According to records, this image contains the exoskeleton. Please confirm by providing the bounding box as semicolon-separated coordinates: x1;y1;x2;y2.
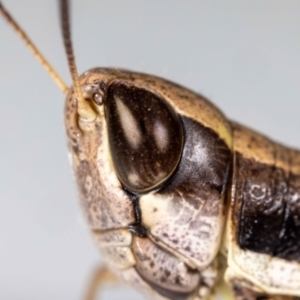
1;1;300;299
66;68;300;300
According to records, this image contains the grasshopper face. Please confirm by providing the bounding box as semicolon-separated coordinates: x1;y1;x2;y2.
65;67;232;298
2;2;300;300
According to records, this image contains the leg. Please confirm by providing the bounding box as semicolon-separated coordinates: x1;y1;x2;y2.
83;265;119;300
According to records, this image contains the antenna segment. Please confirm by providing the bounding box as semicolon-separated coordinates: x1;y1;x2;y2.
0;1;68;93
59;0;96;121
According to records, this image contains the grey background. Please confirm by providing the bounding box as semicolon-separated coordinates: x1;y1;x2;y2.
1;1;300;299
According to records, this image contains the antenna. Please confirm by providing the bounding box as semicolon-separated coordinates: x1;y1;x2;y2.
59;0;96;121
0;1;68;93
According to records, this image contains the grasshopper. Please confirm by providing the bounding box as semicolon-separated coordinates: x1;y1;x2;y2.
0;0;300;300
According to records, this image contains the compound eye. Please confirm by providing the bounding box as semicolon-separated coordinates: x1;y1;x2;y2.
105;81;184;193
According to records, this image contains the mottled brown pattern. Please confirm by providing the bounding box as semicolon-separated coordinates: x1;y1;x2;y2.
63;68;235;300
64;87;135;230
113;268;169;300
132;236;200;299
92;229;132;248
140;116;231;269
99;246;136;270
63;68;300;299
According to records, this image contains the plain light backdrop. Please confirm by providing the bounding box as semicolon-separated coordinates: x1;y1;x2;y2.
1;1;300;299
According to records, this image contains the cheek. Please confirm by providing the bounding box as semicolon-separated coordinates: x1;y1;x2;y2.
139;192;225;270
139;116;231;270
67;110;136;230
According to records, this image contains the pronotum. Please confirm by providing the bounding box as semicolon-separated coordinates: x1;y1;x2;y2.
1;1;300;300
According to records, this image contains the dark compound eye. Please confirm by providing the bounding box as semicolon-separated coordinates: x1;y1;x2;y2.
104;81;184;193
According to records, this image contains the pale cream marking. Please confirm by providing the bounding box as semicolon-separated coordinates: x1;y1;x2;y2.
153;121;169;151
140;193;224;270
127;172;141;186
115;95;142;149
227;228;300;296
228;245;300;296
224;268;265;294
